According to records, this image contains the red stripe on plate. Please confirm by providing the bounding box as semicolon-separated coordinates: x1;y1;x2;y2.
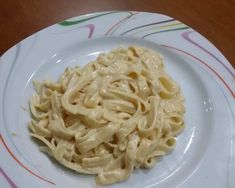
162;44;235;98
0;134;56;185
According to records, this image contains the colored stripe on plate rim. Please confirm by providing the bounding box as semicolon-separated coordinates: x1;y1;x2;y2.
0;167;17;188
0;134;55;185
162;44;235;98
59;11;135;26
182;31;235;78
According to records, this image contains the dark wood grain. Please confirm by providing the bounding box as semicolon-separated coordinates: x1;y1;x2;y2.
0;0;234;68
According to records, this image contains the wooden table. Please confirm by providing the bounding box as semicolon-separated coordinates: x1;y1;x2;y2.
1;0;234;68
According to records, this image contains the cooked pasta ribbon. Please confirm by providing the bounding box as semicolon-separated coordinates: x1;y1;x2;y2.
28;46;185;185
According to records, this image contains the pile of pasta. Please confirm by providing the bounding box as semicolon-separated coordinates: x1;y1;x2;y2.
29;46;185;185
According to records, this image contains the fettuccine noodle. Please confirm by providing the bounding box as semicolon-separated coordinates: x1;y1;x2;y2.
28;46;185;185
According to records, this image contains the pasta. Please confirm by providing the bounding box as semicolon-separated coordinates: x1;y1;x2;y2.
28;46;185;185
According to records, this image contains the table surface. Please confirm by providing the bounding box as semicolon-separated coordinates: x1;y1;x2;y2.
1;0;234;68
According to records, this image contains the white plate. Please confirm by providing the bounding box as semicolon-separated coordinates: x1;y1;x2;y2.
0;11;234;188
